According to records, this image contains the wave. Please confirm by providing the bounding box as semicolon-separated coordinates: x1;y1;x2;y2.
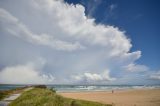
47;85;160;92
1;84;160;92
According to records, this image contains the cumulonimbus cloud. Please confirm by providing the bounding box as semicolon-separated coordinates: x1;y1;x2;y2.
33;0;133;56
0;8;85;51
0;0;155;84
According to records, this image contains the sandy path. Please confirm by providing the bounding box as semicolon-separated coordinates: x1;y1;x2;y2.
0;94;20;106
59;89;160;106
0;87;33;106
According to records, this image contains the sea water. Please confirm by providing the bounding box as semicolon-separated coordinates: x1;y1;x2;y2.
47;85;160;92
0;84;160;92
0;85;26;91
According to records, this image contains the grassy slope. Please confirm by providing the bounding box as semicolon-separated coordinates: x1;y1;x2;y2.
0;87;26;100
9;88;112;106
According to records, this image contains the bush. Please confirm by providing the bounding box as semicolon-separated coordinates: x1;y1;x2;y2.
34;85;47;89
71;100;80;106
50;88;56;93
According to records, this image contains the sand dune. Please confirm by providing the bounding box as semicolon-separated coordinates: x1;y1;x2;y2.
59;89;160;106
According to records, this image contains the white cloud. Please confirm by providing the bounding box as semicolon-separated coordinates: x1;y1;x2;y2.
32;0;134;56
72;70;116;83
150;71;160;80
0;0;150;84
0;62;54;84
0;0;139;56
0;8;84;51
123;63;149;72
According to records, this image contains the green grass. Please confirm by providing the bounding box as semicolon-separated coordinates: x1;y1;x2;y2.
0;87;26;100
9;88;112;106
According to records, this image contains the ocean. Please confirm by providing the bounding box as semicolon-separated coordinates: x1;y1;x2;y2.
0;84;160;92
0;85;26;91
48;85;160;92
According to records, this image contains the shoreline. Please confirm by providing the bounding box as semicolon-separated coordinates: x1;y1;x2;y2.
57;87;160;93
59;88;160;106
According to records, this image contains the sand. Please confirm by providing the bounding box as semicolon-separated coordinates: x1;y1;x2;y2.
59;89;160;106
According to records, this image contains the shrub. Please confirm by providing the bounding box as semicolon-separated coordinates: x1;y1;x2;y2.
34;85;47;88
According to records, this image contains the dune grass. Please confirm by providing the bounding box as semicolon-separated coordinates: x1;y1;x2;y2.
9;88;112;106
0;87;26;100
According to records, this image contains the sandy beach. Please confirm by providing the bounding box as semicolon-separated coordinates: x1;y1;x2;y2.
59;89;160;106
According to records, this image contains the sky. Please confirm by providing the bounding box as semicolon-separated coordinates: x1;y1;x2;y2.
0;0;159;85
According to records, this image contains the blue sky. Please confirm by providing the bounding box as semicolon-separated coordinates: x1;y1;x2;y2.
0;0;160;85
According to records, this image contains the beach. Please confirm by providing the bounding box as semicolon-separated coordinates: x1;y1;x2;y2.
59;88;160;106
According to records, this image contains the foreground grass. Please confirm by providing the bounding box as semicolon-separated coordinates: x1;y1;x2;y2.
9;88;112;106
0;87;26;100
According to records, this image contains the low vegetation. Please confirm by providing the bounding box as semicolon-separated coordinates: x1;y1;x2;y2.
9;88;112;106
0;87;26;100
34;85;47;89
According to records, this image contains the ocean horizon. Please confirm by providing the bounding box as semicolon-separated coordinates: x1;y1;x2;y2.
1;84;160;92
